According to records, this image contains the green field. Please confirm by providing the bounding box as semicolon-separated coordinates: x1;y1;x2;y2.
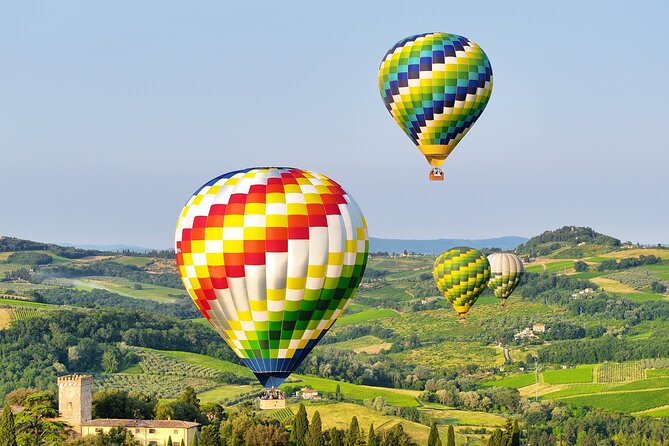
560;388;669;413
336;308;399;326
635;406;669;417
541;384;613;399
149;349;254;378
113;256;155;267
198;385;260;403
357;286;413;302
63;277;184;303
391;342;501;368
646;368;669;378
610;377;669;391
325;335;391;353
482;373;536;389
543;365;593;384
0;298;53;308
289;375;420;407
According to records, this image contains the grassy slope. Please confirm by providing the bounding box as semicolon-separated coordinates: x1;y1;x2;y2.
542;365;593;384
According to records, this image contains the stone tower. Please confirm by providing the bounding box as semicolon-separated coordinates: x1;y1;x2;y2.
57;375;93;430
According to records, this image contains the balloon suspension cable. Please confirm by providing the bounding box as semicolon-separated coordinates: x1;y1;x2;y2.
428;167;444;181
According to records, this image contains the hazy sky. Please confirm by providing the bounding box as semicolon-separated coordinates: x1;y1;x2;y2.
1;1;668;248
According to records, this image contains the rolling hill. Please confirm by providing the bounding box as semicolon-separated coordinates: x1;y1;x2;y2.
1;228;668;443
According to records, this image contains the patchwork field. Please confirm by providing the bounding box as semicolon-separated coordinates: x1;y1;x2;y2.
58;276;184;303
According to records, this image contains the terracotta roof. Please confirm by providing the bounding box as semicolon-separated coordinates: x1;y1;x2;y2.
80;419;200;428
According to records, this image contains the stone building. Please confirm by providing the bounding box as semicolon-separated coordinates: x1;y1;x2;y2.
56;375;199;445
58;375;93;430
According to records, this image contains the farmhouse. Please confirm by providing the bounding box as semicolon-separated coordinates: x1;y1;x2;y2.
57;375;200;444
299;387;320;400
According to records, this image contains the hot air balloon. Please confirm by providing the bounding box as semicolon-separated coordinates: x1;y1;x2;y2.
175;167;369;388
378;33;493;181
433;247;490;321
487;253;524;307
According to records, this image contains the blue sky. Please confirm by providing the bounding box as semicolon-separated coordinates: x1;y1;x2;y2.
1;1;667;248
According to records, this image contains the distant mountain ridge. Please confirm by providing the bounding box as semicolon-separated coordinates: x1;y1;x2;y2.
369;236;528;254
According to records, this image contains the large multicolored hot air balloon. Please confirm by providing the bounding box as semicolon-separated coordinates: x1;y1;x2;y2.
175;167;369;387
433;247;491;321
487;253;524;307
378;33;493;181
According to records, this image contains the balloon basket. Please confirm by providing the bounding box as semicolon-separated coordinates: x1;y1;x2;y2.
458;316;467;324
501;299;507;308
428;168;444;181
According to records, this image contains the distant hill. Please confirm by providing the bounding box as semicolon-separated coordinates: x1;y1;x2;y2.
60;243;159;253
516;226;621;257
369;236;527;255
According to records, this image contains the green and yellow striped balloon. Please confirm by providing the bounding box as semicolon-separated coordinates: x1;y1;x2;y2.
487;253;524;307
433;247;490;320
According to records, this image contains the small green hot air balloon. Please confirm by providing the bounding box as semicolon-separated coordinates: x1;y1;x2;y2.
433;247;490;321
487;253;524;307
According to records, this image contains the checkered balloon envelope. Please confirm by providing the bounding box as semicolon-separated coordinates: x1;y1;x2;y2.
433;247;491;321
378;33;493;180
175;167;369;387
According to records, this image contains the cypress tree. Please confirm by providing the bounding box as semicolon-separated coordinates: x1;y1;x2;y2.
502;418;513;446
511;421;520;446
344;416;360;446
487;428;503;446
446;425;455;446
166;435;173;446
192;432;198;446
199;424;220;446
181;439;185;446
427;421;442;446
292;403;309;446
367;423;379;446
0;405;17;446
307;410;324;446
335;384;342;401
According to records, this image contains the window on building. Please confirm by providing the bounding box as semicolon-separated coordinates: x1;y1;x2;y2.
135;428;140;433
148;442;158;446
149;428;156;433
173;443;180;446
174;429;178;434
95;428;102;433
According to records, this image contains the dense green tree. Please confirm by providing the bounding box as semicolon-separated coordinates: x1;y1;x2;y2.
199;424;220;446
344;417;361;446
244;424;290;446
511;421;520;446
427;421;441;446
446;425;455;446
14;393;64;446
324;428;345;446
166;435;173;446
307;411;324;446
65;426;140;445
177;387;200;410
200;402;224;422
291;404;309;446
381;424;414;446
573;261;588;272
487;429;503;446
0;405;18;446
92;390;156;420
367;424;378;446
